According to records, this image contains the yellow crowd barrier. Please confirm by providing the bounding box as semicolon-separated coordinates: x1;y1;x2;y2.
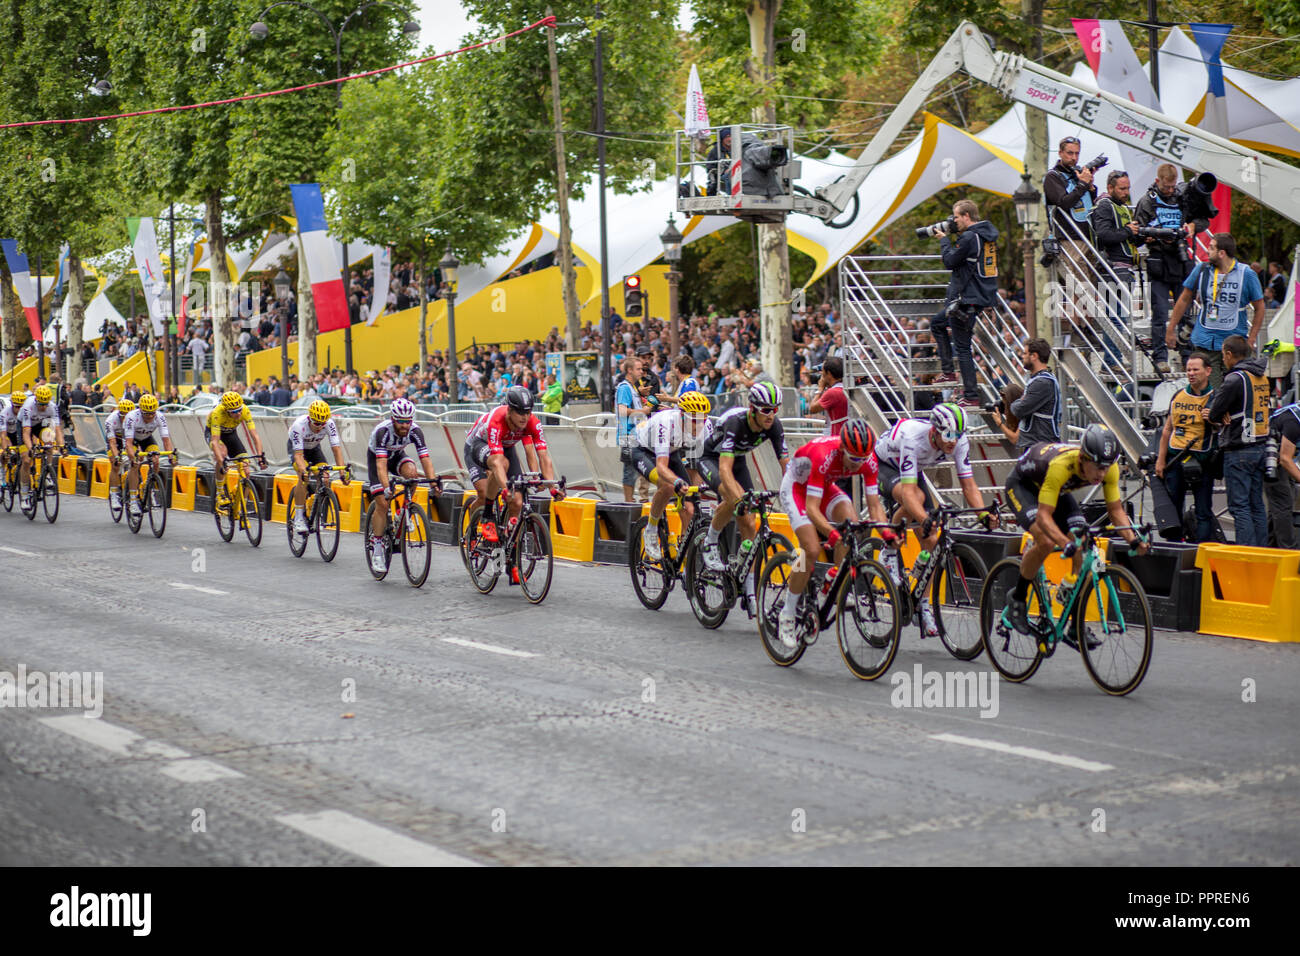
270;473;297;524
1195;544;1300;642
332;479;364;533
551;497;596;562
170;466;197;511
57;456;78;495
89;457;111;499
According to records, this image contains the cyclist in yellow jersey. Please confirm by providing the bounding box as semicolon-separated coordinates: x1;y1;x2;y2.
1003;424;1148;636
206;391;265;479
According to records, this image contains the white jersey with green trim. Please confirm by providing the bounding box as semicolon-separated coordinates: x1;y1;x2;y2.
876;418;972;482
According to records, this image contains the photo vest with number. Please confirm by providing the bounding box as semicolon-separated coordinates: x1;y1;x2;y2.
1168;384;1213;451
1224;357;1271;446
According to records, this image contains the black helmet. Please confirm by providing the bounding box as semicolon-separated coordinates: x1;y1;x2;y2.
1079;423;1119;467
505;385;534;413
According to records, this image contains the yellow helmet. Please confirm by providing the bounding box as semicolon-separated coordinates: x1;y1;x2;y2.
678;391;711;415
10;391;23;407
308;399;331;424
35;384;54;405
139;394;159;413
117;399;136;415
220;390;244;412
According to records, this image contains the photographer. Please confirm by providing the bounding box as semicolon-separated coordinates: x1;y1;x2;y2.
704;128;732;197
1205;334;1271;546
1134;164;1214;372
1154;352;1217;542
1167;233;1265;388
1266;403;1300;549
1090;170;1147;371
991;338;1060;453
927;198;999;409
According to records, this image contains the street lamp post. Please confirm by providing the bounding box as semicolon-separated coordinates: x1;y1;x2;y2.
660;215;684;358
1013;172;1042;340
250;2;419;376
440;251;459;401
275;269;293;386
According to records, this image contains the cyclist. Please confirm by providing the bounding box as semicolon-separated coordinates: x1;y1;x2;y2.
1;391;25;491
1003;424;1149;641
875;402;994;636
287;399;350;535
122;394;176;518
206;390;265;482
696;381;790;573
632;390;711;561
104;398;135;511
17;384;65;510
463;386;562;545
367;398;439;574
776;420;895;648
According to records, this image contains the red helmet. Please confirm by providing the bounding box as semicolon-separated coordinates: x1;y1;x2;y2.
840;419;875;458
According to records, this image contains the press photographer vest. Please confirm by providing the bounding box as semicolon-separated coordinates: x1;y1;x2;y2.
1152;192;1183;230
1226;368;1270;444
1168;385;1212;451
1025;369;1061;441
1194;261;1254;332
1050;168;1094;225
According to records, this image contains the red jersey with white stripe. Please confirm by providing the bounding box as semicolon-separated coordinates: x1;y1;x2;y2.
789;435;879;496
467;405;547;456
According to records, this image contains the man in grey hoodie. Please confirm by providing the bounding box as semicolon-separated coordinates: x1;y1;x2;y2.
1206;334;1272;546
928;198;999;409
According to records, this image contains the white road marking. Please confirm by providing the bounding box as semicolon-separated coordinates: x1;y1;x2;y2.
440;637;537;658
160;759;245;783
38;716;187;759
276;810;482;867
930;732;1114;772
0;546;38;557
167;581;229;596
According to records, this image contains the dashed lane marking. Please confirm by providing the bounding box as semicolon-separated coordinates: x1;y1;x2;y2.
440;637;538;658
168;582;229;596
275;810;482;867
931;732;1115;772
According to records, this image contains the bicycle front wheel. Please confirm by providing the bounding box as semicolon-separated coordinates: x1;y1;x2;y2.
316;490;340;562
514;512;553;604
287;497;308;557
628;516;672;610
401;503;432;587
42;465;59;524
239;477;262;547
932;543;988;661
1076;565;1153;696
459;502;481;569
836;560;902;680
362;501;391;581
756;550;807;666
980;558;1045;683
683;529;731;629
146;475;167;538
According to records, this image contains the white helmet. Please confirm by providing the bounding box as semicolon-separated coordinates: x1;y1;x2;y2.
929;402;966;443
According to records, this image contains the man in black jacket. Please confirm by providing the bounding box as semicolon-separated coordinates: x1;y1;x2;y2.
1090;171;1147;371
928;198;999;409
1206;334;1271;546
991;338;1060;453
1133;164;1212;372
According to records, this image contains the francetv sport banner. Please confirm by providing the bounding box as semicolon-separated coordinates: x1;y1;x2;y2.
289;183;350;333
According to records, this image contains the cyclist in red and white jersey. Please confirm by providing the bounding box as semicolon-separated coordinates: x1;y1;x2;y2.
775;419;894;648
464;386;561;542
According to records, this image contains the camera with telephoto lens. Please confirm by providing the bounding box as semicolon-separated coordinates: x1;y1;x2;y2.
1264;432;1280;481
915;216;958;239
1075;154;1109;174
1039;234;1062;267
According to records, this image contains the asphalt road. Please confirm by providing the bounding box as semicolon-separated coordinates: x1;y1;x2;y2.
1;496;1297;866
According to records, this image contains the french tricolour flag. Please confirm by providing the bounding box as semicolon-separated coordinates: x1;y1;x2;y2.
0;239;43;340
289;183;350;333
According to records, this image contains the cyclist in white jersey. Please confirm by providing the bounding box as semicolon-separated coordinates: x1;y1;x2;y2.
123;395;174;517
632;391;711;561
1;392;24;488
104;399;135;510
875;403;994;635
17;385;64;509
287;400;350;534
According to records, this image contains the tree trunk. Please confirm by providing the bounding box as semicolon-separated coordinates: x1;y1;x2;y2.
296;240;317;381
66;253;86;385
0;258;19;374
547;10;582;349
418;249;428;375
746;0;794;386
207;191;237;389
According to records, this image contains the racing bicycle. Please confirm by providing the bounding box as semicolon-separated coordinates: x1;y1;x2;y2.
126;448;177;538
681;489;793;628
364;474;440;587
214;452;265;547
462;474;563;604
288;463;350;562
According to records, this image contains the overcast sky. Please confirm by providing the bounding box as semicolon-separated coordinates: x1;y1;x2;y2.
413;1;696;52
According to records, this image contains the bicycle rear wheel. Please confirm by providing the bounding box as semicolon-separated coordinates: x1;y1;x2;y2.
628;516;672;610
756;550;807;666
239;477;263;547
514;512;553;604
684;529;731;629
459;502;482;569
401;502;432;587
2;463;14;511
41;465;59;524
932;542;988;661
316;490;340;562
980;558;1045;683
836;560;902;680
214;479;235;541
1076;566;1153;696
146;474;167;538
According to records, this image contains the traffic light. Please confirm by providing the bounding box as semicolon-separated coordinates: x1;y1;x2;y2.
624;275;644;317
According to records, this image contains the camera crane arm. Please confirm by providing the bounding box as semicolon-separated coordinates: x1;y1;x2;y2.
807;21;1300;228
